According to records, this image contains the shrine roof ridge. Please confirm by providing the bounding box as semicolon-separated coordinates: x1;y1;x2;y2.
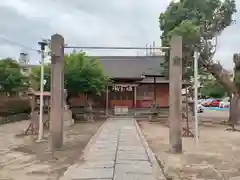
97;56;165;78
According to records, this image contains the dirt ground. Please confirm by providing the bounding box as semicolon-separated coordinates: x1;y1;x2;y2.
138;120;240;180
0;119;104;180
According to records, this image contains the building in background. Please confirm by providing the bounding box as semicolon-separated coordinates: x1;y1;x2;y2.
21;55;170;109
70;56;169;109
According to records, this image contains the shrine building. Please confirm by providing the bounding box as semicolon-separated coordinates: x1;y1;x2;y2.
88;55;169;109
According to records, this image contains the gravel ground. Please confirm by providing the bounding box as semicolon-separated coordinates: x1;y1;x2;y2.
0;119;105;180
139;119;240;180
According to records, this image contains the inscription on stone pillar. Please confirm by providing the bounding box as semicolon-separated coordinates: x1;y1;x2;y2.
173;56;181;65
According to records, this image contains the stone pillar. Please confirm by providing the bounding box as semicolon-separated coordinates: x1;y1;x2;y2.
134;85;137;108
63;89;74;126
106;86;109;116
169;36;183;153
154;77;157;103
50;34;64;149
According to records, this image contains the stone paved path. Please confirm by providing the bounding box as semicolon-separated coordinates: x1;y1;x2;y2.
60;118;165;180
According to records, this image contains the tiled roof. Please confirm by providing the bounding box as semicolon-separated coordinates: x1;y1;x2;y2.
95;56;165;78
20;56;166;78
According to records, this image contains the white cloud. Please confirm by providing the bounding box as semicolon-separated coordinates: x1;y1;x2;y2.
0;0;239;69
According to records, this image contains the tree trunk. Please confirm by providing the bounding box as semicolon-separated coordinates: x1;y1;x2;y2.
201;61;240;128
228;94;240;129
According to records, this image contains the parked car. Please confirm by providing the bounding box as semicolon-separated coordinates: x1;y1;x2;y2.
210;99;221;107
200;99;207;105
223;101;230;108
197;104;204;113
202;98;214;107
219;97;230;108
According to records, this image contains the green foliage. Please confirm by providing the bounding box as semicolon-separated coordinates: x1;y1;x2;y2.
64;52;109;95
0;58;29;94
30;52;109;95
30;65;51;91
159;0;236;78
200;80;226;98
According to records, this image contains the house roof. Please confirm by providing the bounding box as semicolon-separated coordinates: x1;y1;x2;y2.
95;56;165;78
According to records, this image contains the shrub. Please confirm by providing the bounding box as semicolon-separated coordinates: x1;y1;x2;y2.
0;97;31;117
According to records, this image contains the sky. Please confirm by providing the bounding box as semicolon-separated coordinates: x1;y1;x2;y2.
0;0;239;70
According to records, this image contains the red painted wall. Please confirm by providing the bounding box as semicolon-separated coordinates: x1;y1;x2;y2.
136;84;169;108
110;100;133;108
69;83;169;108
156;84;169;107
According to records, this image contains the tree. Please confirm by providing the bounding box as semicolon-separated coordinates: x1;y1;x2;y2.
200;79;226;98
30;65;51;92
159;0;238;129
30;52;109;99
64;52;108;96
0;58;28;95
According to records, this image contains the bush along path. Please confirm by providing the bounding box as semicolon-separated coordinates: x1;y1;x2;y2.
0;97;31;124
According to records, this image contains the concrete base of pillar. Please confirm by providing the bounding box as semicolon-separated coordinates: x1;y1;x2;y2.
63;106;74;126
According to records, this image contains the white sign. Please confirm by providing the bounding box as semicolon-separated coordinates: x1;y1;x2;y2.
114;106;128;115
112;84;137;92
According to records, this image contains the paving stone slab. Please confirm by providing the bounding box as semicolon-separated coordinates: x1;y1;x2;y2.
91;144;117;148
84;152;116;158
118;143;142;147
118;145;145;151
89;149;116;153
117;153;148;161
117;151;146;156
116;159;150;165
75;179;111;180
84;155;116;161
115;162;153;174
63;167;114;179
114;173;157;180
76;161;115;168
94;140;118;144
89;147;117;152
118;150;146;154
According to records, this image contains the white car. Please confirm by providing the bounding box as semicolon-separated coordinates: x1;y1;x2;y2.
219;97;230;108
197;104;204;113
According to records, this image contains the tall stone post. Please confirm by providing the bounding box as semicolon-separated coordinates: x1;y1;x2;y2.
169;36;183;153
105;86;109;116
50;34;64;149
134;85;137;108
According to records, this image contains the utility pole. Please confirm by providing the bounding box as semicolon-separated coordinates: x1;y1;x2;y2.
169;36;183;153
37;40;48;142
194;51;200;145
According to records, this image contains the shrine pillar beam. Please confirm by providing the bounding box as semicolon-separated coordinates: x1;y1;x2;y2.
105;85;109;116
134;85;137;108
169;36;183;154
50;34;64;150
154;77;157;102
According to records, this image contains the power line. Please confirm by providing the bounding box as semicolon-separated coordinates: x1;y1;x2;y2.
0;35;41;53
0;35;170;53
64;46;170;50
